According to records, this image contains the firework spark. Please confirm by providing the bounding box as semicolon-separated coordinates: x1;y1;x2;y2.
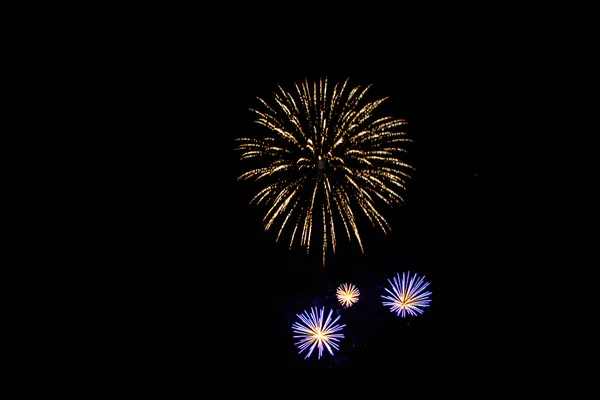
382;271;431;317
336;282;360;308
292;306;345;360
235;77;413;266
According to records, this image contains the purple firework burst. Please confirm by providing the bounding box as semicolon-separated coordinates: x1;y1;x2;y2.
382;271;432;317
292;306;345;359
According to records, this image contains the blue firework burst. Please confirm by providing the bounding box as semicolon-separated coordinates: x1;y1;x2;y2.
292;306;346;359
382;271;432;317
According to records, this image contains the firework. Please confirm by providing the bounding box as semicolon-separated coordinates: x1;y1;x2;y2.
235;77;413;266
292;306;346;360
382;271;431;317
336;282;360;308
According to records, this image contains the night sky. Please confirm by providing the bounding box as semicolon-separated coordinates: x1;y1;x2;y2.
160;50;482;390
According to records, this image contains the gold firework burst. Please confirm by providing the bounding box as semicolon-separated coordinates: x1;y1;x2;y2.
336;282;360;308
235;77;413;266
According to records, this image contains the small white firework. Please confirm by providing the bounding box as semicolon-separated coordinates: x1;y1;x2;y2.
382;271;432;317
292;306;346;359
336;283;360;308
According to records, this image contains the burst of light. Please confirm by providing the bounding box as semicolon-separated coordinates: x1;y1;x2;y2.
382;271;431;317
235;77;413;266
292;306;346;359
336;282;360;308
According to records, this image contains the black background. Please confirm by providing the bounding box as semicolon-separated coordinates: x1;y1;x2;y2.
153;37;485;392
